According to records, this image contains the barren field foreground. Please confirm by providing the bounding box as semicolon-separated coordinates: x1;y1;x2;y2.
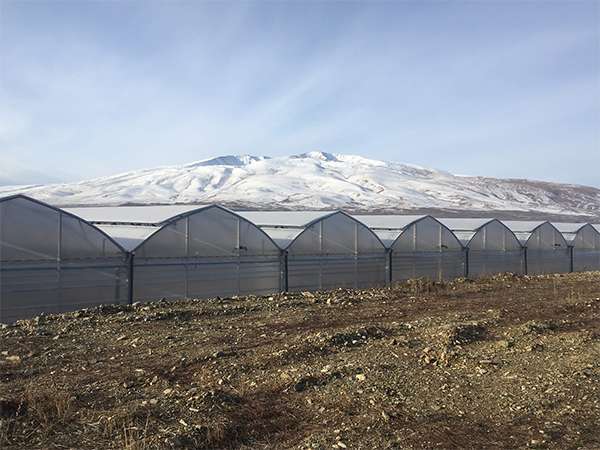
1;273;600;449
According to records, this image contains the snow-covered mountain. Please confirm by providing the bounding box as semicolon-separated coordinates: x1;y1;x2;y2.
1;152;599;219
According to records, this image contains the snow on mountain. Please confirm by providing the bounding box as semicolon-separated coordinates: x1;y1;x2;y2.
1;152;599;218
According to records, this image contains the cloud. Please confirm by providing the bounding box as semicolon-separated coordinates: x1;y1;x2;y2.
0;1;597;186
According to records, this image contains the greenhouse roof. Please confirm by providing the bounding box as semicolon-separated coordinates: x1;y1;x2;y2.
95;224;159;251
351;215;427;230
501;221;547;233
437;218;504;245
236;211;335;228
552;222;589;233
66;204;210;225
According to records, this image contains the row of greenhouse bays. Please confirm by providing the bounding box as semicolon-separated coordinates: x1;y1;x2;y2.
1;194;600;323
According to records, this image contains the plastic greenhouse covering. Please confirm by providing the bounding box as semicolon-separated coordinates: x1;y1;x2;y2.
356;215;466;282
438;219;524;277
239;211;388;291
503;221;571;275
3;194;600;322
70;205;283;302
0;195;129;322
553;223;600;272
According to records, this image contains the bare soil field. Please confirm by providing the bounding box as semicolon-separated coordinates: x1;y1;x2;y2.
1;273;599;449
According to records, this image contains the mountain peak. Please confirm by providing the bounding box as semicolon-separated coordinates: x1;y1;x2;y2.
294;151;339;162
1;153;599;218
185;155;268;168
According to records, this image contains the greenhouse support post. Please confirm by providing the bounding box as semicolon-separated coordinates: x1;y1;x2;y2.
128;253;135;305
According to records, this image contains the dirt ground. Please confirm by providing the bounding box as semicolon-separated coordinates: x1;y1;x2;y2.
1;272;599;449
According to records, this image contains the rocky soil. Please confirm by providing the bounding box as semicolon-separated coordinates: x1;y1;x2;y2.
1;273;600;449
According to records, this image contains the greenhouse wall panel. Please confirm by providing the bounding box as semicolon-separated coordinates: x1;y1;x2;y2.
1;195;129;322
356;256;388;288
525;223;571;275
0;263;61;323
132;261;187;301
279;212;388;292
557;224;600;272
388;217;466;282
438;219;525;277
57;262;128;307
286;257;322;292
526;249;571;275
392;250;466;282
467;250;524;277
120;206;283;302
132;257;282;302
572;249;600;272
238;258;283;296
319;257;360;290
286;255;387;291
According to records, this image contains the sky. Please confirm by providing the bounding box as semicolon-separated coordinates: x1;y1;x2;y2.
0;0;598;187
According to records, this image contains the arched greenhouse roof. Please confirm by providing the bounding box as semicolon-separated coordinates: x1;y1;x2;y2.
351;214;426;247
68;204;280;254
437;218;522;248
1;194;128;258
553;222;600;248
238;210;386;252
354;215;462;250
502;220;568;247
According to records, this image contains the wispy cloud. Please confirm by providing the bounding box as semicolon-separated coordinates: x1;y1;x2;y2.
0;1;598;186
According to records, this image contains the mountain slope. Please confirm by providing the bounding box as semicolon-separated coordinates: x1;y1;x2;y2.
1;152;599;218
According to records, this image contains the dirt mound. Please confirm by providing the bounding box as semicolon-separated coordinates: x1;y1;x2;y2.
445;322;488;346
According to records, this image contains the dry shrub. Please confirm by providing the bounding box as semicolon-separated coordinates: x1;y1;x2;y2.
406;278;443;296
95;404;153;440
398;277;482;297
24;386;76;431
178;388;301;449
122;418;151;450
564;288;584;305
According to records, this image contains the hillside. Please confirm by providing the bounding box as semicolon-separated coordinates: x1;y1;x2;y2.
1;273;599;449
1;152;599;220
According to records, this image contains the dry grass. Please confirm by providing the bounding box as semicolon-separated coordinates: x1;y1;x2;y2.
1;272;599;449
24;386;76;431
122;418;151;450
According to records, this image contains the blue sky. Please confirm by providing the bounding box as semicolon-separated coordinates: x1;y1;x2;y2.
0;1;598;186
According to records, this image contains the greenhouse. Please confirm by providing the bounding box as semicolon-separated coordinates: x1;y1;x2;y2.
553;222;600;272
4;191;596;322
68;204;283;302
238;211;387;291
355;215;466;282
437;218;524;277
502;221;570;275
0;195;129;323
